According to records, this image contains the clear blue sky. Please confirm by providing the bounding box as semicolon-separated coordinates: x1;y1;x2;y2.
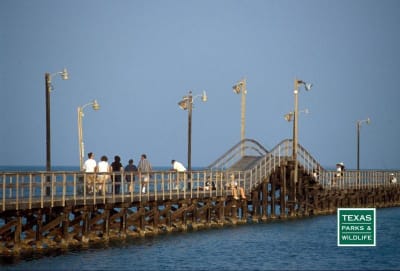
1;0;399;169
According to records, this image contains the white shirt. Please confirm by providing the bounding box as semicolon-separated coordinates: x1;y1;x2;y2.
97;161;110;173
83;158;96;173
173;161;186;172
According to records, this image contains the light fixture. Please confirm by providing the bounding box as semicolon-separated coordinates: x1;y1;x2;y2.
92;99;100;110
285;109;309;122
60;68;69;80
297;80;313;91
45;68;69;172
201;90;207;102
178;97;188;110
284;112;293;122
178;90;207;189
232;78;247;157
290;78;313;210
78;99;100;169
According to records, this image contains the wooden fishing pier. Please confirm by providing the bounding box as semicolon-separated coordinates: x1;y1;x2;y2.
1;139;399;255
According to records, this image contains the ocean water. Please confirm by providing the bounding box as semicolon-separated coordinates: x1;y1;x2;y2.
1;207;399;271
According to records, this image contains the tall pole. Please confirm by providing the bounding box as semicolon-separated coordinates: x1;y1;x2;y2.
45;73;51;172
357;121;360;171
187;92;193;191
240;79;246;157
77;100;100;170
78;107;84;170
187;91;193;173
293;79;299;186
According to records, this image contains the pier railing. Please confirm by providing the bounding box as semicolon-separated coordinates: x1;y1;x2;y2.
1;168;398;212
243;139;323;189
1;139;398;212
240;139;398;192
0;170;248;211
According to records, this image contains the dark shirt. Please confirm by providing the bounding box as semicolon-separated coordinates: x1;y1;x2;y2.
125;164;137;182
111;162;123;182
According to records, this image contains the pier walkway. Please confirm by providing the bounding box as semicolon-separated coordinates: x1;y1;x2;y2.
1;139;399;254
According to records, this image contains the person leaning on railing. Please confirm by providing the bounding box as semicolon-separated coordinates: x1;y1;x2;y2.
171;159;187;191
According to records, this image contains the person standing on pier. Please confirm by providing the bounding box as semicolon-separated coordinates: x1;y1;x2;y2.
171;160;187;191
138;154;152;194
83;152;97;194
97;155;111;195
125;159;138;193
111;155;123;194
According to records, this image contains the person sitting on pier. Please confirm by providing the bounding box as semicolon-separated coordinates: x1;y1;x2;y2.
226;174;246;200
312;169;319;184
199;176;216;191
389;173;397;184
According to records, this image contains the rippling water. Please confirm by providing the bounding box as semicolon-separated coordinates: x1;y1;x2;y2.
1;207;399;270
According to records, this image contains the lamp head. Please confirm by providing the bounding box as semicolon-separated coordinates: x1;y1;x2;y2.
178;98;188;110
284;112;293;122
92;100;100;110
201;91;207;102
232;84;241;94
232;81;244;94
61;68;69;80
297;80;312;91
366;117;371;124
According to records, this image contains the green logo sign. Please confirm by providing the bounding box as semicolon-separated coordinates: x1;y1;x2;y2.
337;208;376;246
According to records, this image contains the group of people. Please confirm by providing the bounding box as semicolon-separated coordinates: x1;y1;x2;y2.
82;152;152;194
82;153;247;199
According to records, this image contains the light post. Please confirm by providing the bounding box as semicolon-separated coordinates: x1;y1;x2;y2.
78;100;100;170
356;117;370;171
292;79;312;187
178;90;207;182
45;68;69;172
232;78;247;157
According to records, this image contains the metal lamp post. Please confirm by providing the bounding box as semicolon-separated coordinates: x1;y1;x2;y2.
178;90;207;178
232;78;247;157
45;68;69;172
292;79;312;187
78;100;100;170
356;117;370;171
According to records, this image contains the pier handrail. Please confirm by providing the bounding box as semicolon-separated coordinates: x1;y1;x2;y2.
207;138;269;170
1;139;399;212
0;170;243;212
